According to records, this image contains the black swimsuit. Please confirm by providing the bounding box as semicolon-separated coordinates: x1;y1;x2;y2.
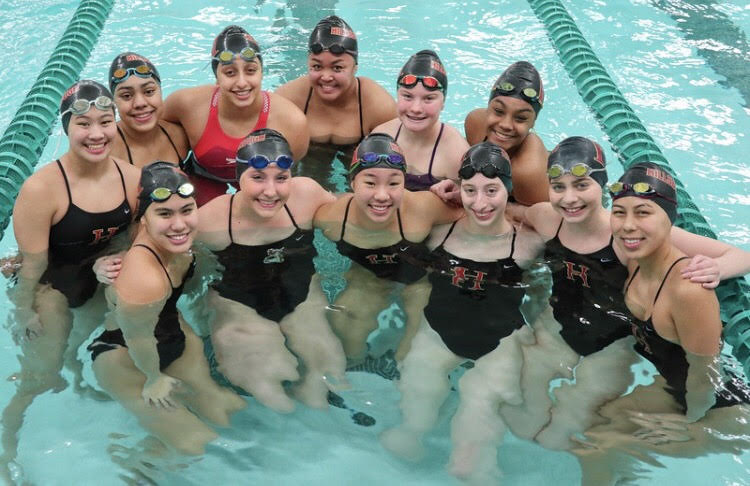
40;159;132;308
544;221;632;356
397;122;444;192
212;194;317;322
88;245;195;370
304;77;365;143
335;197;428;285
626;257;750;411
424;222;527;359
117;124;183;165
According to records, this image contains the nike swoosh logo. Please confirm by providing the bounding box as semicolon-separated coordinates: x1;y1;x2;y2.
400;246;410;252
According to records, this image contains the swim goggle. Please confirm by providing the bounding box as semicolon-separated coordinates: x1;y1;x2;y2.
608;181;676;204
458;163;510;180
149;183;196;202
111;64;156;85
60;96;114;117
309;42;357;57
349;152;405;173
236;154;294;170
547;163;606;179
213;47;258;64
398;74;444;92
493;81;540;103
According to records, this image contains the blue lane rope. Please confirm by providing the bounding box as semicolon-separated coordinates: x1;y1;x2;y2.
527;0;750;376
0;0;116;241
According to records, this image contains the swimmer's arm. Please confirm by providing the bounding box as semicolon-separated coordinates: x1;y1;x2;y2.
162;88;190;124
464;108;486;145
10;176;54;309
195;195;232;251
670;226;750;287
672;282;721;420
509;133;549;206
419;191;464;224
362;78;397;132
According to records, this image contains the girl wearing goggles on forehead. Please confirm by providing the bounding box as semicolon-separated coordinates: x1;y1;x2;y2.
495;138;750;453
276;16;396;189
89;162;245;455
459;61;550;206
164;25;309;206
568;164;750;484
108;52;190;169
6;80;141;467
314;133;462;366
373;50;469;192
381;142;546;483
198;129;347;413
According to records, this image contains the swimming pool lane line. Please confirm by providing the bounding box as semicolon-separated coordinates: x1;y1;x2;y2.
527;0;750;377
0;0;116;241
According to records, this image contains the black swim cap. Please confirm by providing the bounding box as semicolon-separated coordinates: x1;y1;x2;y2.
235;128;293;178
397;50;448;95
137;161;193;220
610;162;678;223
489;61;544;115
547;136;608;187
59;80;115;135
108;52;161;93
211;25;262;75
458;142;513;192
350;133;406;180
309;16;358;63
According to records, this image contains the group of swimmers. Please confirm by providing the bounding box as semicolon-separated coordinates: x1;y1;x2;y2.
3;14;750;484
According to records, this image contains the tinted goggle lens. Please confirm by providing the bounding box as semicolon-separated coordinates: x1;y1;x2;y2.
459;164;508;180
494;81;538;101
112;64;153;83
399;74;442;90
63;96;114;117
361;152;404;165
547;163;604;179
215;47;257;64
236;155;294;170
150;183;195;202
609;181;654;196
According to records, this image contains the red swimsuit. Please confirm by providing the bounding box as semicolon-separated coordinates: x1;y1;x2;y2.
191;87;270;206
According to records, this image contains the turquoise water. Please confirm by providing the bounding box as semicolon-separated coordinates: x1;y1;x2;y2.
0;0;749;484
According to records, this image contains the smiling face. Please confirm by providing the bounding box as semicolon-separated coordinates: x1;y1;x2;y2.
67;107;117;163
460;173;509;229
307;51;357;101
238;165;291;218
485;96;536;153
610;196;672;259
216;58;263;108
114;76;163;133
548;174;604;223
396;84;444;133
351;168;405;223
141;194;198;254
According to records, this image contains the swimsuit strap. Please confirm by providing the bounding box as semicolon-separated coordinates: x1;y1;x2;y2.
112;159;128;201
357;77;364;139
554;219;564;238
427;123;445;175
340;196;354;240
252;91;271;132
227;193;236;243
652;257;691;306
55;159;73;205
158;124;183;161
283;204;300;229
133;243;174;288
303;87;313;114
116;126;134;165
396;208;406;239
438;220;459;247
394;123;402;142
508;227;517;258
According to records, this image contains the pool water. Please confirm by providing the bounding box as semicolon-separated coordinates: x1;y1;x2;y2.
0;0;748;484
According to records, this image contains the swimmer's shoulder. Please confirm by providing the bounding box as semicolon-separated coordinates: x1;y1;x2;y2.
358;77;397;130
372;118;400;137
313;192;350;237
158;120;190;154
524;202;559;239
163;85;214;120
289;177;336;224
15;161;65;213
116;245;174;304
274;75;310;109
404;190;463;224
268;91;307;124
464;108;487;145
